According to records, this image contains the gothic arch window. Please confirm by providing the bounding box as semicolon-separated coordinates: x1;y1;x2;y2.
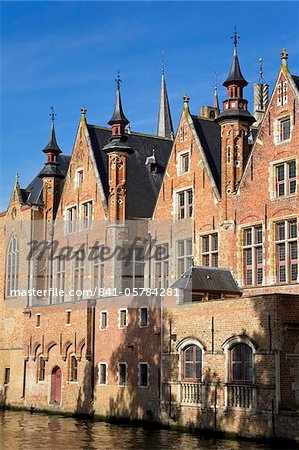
6;234;19;296
182;344;202;381
229;343;253;383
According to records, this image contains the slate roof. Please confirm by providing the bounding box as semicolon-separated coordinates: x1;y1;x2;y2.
171;266;241;295
223;52;248;87
23;154;71;205
292;75;299;91
87;125;173;218
191;116;221;192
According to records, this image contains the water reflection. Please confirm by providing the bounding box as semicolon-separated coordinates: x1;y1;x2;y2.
0;411;283;450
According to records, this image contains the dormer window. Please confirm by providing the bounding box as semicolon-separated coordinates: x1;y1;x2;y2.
76;169;84;188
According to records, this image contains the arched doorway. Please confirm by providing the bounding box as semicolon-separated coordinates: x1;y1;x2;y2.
51;366;62;404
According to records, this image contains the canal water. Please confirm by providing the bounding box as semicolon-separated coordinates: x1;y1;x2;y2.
0;410;293;450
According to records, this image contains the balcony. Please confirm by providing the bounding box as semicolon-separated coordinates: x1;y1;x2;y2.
226;384;256;409
181;382;204;405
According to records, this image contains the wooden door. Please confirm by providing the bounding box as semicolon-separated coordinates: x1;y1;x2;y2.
51;366;62;404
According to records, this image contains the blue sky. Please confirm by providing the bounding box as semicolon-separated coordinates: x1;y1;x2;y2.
1;1;298;211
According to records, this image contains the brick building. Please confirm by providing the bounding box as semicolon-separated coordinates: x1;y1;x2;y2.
0;38;298;441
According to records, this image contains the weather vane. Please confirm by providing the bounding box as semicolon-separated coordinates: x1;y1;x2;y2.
115;70;122;89
161;49;165;75
214;71;218;90
50;106;56;124
259;57;264;82
231;26;240;48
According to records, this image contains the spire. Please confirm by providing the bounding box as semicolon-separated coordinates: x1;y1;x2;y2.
42;107;62;155
39;107;64;179
214;73;219;109
157;50;174;138
108;71;129;127
103;74;133;155
223;29;248;87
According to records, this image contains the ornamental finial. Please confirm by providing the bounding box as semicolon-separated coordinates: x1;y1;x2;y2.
183;93;190;110
259;57;264;82
15;172;20;185
50;106;56;124
231;26;240;54
280;48;288;67
161;49;165;75
115;70;122;89
81;105;87;118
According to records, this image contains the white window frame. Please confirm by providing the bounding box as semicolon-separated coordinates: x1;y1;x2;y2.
270;157;297;200
201;233;219;267
66;309;71;326
65;205;77;234
242;224;263;287
75;168;84;188
175;186;193;220
177;238;193;276
275;218;298;284
155;243;169;289
80;199;93;230
98;362;108;385
177;150;190;175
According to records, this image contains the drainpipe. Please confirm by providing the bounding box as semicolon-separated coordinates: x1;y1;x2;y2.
22;358;27;399
90;299;96;402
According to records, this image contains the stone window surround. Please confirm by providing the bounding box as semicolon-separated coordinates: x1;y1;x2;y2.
176;149;191;176
98;362;108;385
174;185;193;220
99;310;108;330
75;167;84;188
79;199;94;230
176;338;205;383
200;231;219;268
222;335;256;385
269;157;297;200
118;308;128;329
273;113;293;146
237;222;265;288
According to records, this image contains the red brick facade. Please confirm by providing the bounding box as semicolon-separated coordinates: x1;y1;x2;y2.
0;48;298;442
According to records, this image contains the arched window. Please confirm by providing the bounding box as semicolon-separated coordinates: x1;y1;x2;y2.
6;234;19;296
182;345;202;381
230;344;253;383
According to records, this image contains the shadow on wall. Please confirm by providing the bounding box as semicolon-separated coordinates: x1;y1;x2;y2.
76;354;95;416
107;299;162;422
0;386;7;407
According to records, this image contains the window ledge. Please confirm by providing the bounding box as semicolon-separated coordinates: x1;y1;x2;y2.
274;138;291;146
271;193;296;202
